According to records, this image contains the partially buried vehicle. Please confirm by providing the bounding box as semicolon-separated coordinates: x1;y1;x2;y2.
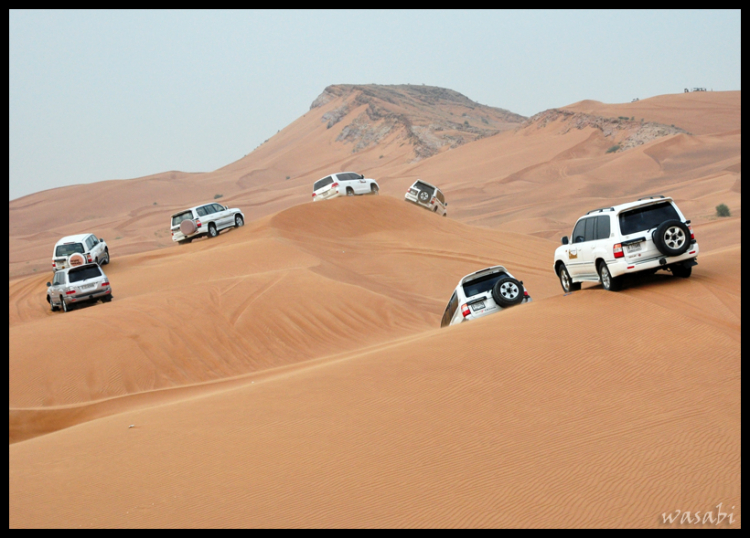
46;263;112;313
404;179;447;216
441;265;532;327
170;202;245;244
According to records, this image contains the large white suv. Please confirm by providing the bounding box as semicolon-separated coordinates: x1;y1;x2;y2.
312;172;379;201
52;234;109;272
46;263;112;312
404;179;448;216
553;196;699;292
170;202;245;244
440;265;532;327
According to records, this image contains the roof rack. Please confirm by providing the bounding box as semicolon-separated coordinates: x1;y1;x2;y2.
637;195;666;201
586;207;615;215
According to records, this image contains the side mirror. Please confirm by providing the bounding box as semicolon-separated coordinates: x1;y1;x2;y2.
561;236;569;245
224;206;228;211
99;238;104;242
445;202;448;206
46;282;51;287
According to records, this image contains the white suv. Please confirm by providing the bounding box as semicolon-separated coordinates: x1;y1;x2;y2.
46;263;112;313
170;202;245;244
312;172;379;201
441;265;532;327
52;234;109;272
405;179;448;216
553;196;699;292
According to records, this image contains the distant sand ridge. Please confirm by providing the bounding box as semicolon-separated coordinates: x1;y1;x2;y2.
9;88;741;528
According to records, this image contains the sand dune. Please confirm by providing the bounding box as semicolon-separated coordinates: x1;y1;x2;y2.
9;88;741;528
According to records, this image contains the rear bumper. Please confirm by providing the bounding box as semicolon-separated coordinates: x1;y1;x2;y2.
608;243;700;278
404;194;430;208
66;288;111;304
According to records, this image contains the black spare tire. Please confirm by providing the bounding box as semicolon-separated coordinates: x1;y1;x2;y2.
653;219;690;256
491;277;524;308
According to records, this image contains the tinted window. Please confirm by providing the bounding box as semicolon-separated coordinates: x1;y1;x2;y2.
337;173;361;181
68;265;103;283
596;216;610;240
441;292;459;327
619;202;681;236
203;205;216;215
171;211;193;226
85;236;95;249
413;181;436;199
571;220;586;243
196;206;208;217
55;243;85;257
462;272;509;298
313;176;333;191
53;273;64;285
584;217;597;242
436;190;446;204
211;204;225;212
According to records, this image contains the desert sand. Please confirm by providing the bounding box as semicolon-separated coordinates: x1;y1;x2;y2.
9;88;741;528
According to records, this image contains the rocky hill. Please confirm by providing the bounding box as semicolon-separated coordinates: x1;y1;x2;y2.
310;84;526;160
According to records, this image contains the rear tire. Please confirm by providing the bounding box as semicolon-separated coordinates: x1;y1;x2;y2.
598;261;622;291
558;265;581;293
347;187;354;196
102;249;110;265
491;277;525;307
102;295;113;303
208;224;218;238
234;215;244;227
49;296;58;312
671;264;692;278
61;297;69;313
371;184;379;195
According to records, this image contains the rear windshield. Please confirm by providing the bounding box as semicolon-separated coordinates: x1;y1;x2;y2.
619;202;680;236
462;271;509;298
314;177;333;191
55;243;85;257
413;181;436;196
172;211;193;226
68;265;103;283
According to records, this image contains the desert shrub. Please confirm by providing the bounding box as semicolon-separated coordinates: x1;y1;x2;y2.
606;145;620;154
618;116;629;120
153;202;157;205
214;193;223;199
716;204;731;217
379;155;383;159
464;120;470;126
286;176;290;180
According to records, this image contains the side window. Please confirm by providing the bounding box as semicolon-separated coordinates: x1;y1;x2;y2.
584;217;597;242
196;206;208;217
596;216;610;240
53;273;64;285
572;220;586;243
87;236;97;250
441;292;459;327
212;204;225;213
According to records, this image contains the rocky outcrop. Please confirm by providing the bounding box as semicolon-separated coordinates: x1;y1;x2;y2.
520;109;690;152
311;84;526;160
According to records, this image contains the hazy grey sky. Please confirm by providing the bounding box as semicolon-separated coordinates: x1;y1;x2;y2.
9;9;741;201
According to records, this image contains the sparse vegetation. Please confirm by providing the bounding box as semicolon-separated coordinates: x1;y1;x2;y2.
716;203;731;217
115;236;122;240
286;176;290;180
214;194;223;199
153;202;158;205
464;120;470;127
618;116;629;121
606;145;621;154
379;155;383;159
481;117;489;125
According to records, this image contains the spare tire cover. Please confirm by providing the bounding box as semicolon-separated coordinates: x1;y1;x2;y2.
68;253;86;267
180;219;197;236
652;219;691;257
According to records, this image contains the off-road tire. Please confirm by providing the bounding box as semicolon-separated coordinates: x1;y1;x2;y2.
234;215;244;227
346;188;355;196
558;265;581;293
49;296;58;312
208;224;218;238
371;184;379;195
61;297;69;313
671;264;693;278
492;277;525;307
598;261;622;291
653;220;691;257
102;295;113;303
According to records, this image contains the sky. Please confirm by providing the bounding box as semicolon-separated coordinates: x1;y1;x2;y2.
9;9;741;201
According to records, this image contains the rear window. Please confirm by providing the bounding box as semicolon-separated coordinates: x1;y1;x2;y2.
619;202;680;236
314;176;333;191
55;243;85;257
68;265;102;283
172;211;193;226
462;271;509;298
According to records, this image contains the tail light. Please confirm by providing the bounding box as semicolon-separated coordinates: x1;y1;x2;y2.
331;182;339;188
312;193;317;198
461;304;470;317
523;290;530;297
87;257;93;263
688;225;694;240
101;281;109;287
196;219;202;228
613;243;624;258
65;290;76;295
52;263;56;268
171;232;174;236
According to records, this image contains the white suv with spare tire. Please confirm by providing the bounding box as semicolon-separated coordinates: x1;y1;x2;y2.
170;202;245;244
553;196;699;292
